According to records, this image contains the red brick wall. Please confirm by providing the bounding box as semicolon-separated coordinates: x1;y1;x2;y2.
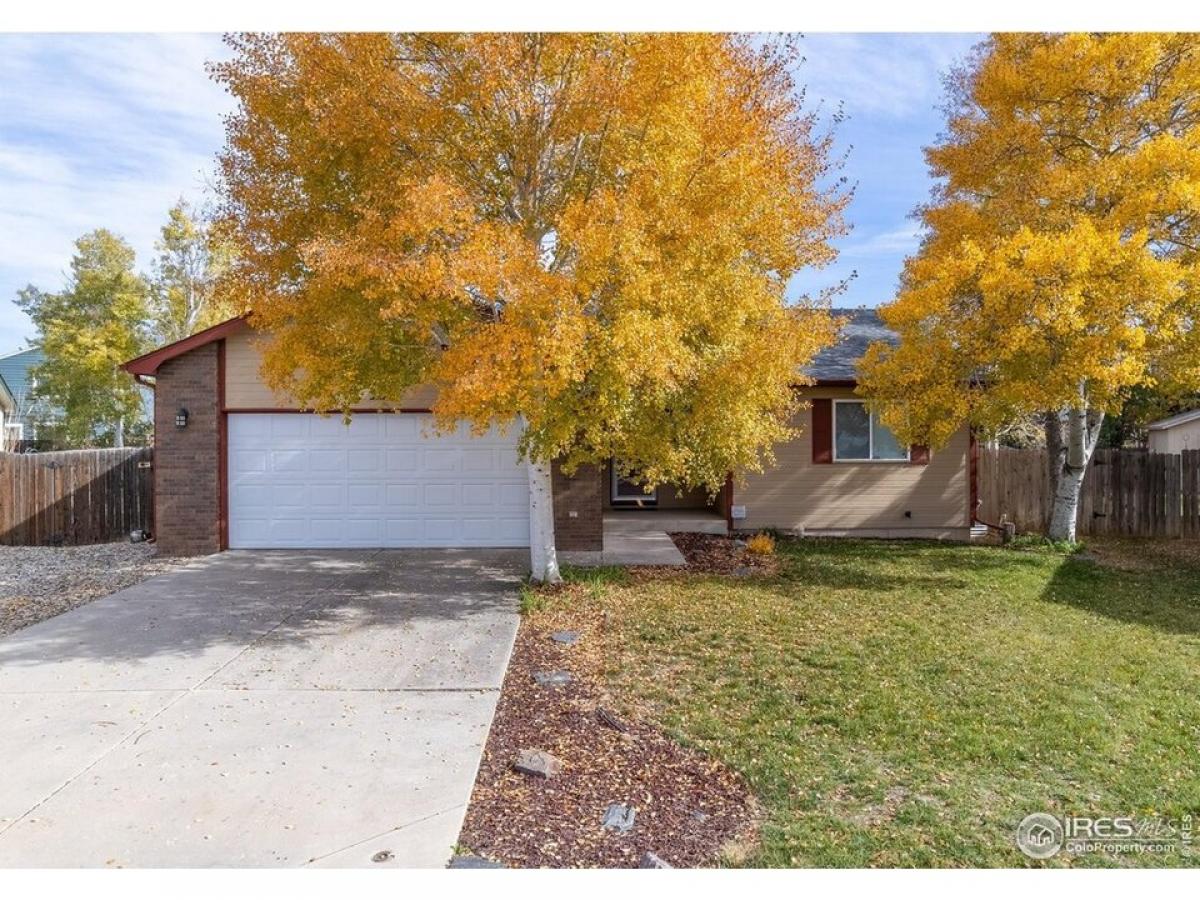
154;343;221;556
552;461;603;551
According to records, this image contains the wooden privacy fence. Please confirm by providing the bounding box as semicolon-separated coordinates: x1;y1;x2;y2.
978;446;1200;538
0;448;153;546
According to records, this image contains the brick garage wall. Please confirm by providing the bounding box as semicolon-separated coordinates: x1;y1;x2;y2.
154;343;221;556
552;461;603;551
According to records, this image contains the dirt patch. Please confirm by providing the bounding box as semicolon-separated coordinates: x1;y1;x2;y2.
668;532;780;576
1082;536;1200;573
0;542;182;637
459;592;757;868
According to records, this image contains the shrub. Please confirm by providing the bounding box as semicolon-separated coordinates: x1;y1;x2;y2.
745;532;776;556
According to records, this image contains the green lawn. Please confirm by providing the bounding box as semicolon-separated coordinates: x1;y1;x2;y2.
554;539;1200;866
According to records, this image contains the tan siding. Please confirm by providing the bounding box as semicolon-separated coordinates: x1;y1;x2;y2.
1148;419;1200;453
739;386;970;535
223;327;438;410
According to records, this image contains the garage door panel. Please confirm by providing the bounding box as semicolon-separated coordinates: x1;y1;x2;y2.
268;519;308;542
269;416;308;439
498;482;528;507
383;416;420;439
270;449;307;473
309;484;345;510
228;413;530;549
309;519;345;543
422;519;457;542
384;518;421;542
346;483;381;508
498;517;530;542
422;449;460;472
309;449;345;471
347;449;382;472
384;483;420;508
272;484;309;507
234;449;268;473
422;483;459;506
462;483;494;506
385;449;417;471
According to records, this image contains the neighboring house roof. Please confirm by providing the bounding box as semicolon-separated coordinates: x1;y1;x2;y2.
0;347;46;405
804;307;895;384
1148;409;1200;431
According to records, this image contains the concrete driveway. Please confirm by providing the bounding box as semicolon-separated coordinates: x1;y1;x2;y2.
0;549;523;868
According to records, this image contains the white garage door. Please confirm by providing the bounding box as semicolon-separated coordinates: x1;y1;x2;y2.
227;413;530;548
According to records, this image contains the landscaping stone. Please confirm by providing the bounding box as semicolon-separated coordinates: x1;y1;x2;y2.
640;851;673;868
602;803;637;833
513;748;564;778
533;670;574;687
449;854;505;869
551;630;580;645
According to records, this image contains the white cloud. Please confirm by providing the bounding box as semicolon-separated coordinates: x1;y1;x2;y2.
0;33;234;349
798;33;979;120
845;226;924;256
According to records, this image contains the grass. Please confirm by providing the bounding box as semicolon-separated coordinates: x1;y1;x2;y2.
548;538;1200;867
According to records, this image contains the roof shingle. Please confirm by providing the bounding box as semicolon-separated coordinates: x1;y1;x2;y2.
802;307;895;382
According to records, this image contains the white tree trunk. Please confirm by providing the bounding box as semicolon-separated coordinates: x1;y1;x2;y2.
527;457;561;583
114;416;125;449
1046;400;1103;543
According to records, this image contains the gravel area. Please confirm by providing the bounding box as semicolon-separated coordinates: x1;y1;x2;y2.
0;542;183;638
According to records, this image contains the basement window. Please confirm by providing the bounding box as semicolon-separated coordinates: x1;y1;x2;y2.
833;400;909;462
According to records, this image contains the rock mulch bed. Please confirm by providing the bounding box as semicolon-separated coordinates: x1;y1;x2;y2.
668;532;780;576
0;543;181;638
459;596;757;868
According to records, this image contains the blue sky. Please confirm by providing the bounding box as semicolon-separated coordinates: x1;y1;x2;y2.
0;32;980;351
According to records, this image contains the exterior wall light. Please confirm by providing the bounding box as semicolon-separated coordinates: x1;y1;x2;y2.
175;408;189;428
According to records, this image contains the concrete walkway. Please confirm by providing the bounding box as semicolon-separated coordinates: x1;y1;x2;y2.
561;512;728;567
0;549;523;868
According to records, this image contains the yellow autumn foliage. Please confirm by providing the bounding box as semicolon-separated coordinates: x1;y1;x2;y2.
860;33;1200;448
211;33;846;492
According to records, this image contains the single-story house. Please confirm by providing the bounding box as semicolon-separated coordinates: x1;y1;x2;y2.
121;308;976;556
1147;409;1200;453
0;371;16;447
0;347;46;445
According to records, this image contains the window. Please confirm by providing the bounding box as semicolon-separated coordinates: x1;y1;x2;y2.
833;400;909;461
611;463;658;504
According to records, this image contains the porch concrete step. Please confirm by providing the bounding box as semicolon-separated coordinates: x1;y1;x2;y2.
561;529;687;568
603;512;727;536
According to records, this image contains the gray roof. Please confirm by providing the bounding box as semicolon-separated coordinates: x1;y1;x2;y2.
803;307;895;382
1148;408;1200;431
